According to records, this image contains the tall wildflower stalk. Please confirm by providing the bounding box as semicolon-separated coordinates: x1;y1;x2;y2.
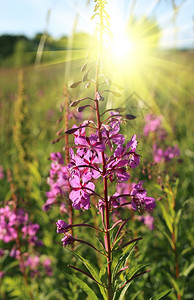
13;70;32;195
55;1;156;299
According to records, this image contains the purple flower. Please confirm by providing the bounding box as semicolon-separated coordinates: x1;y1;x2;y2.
137;214;154;230
153;144;180;163
73;124;86;145
56;220;70;233
102;112;125;149
10;247;21;258
114;135;140;169
105;135;139;182
143;114;162;136
50;152;64;164
22;224;40;238
69;173;95;210
76;134;105;159
0;206;18;243
43;258;52;276
68;148;101;180
164;145;180;161
61;233;75;246
24;255;40;270
131;181;156;213
109;194;120;208
44;155;69;211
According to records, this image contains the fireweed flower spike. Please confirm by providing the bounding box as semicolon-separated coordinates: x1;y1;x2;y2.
143;114;180;163
55;1;156;299
0;203;52;280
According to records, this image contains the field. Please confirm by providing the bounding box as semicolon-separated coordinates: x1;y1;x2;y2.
0;40;194;300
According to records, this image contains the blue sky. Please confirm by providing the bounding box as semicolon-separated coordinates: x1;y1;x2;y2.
0;0;193;48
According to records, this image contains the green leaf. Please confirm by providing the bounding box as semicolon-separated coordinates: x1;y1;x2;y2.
63;272;98;300
161;230;174;250
109;90;122;97
82;70;90;82
150;289;172;300
80;63;87;72
166;273;180;294
4;189;13;202
160;203;173;233
113;241;137;278
126;264;149;282
180;262;194;277
114;84;124;90
70;100;81;107
70;81;82;88
68;250;98;281
94;3;99;12
174;208;182;242
116;265;149;299
3;260;19;273
118;282;132;300
67;250;107;299
91;13;99;20
99;262;108;284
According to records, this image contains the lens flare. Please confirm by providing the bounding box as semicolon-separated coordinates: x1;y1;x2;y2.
111;33;135;61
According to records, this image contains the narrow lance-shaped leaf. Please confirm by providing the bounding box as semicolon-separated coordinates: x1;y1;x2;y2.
160;203;173;233
68;265;102;285
63;272;99;300
70;81;82;88
113;241;138;278
85;82;91;89
174;208;182;242
149;289;172;300
70;100;81;107
80;63;87;72
67;249;102;284
82;69;90;82
102;90;122;97
118;269;150;300
67;249;107;300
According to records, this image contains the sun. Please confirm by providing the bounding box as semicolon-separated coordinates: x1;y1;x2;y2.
111;33;136;61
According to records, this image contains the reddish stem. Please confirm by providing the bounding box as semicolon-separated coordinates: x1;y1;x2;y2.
95;71;113;299
64;88;74;237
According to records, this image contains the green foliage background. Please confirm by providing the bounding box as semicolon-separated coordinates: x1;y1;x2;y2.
0;27;193;299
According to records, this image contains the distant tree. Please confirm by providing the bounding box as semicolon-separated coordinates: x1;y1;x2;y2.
12;39;35;67
0;34;29;64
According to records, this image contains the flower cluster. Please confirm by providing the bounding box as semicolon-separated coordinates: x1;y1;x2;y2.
66;113;147;211
143;114;163;136
137;214;154;230
0;203;52;278
143;114;180;163
56;220;75;247
23;255;52;277
153;144;180;163
44;152;69;211
0;205;42;246
131;181;156;213
58;111;156;216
